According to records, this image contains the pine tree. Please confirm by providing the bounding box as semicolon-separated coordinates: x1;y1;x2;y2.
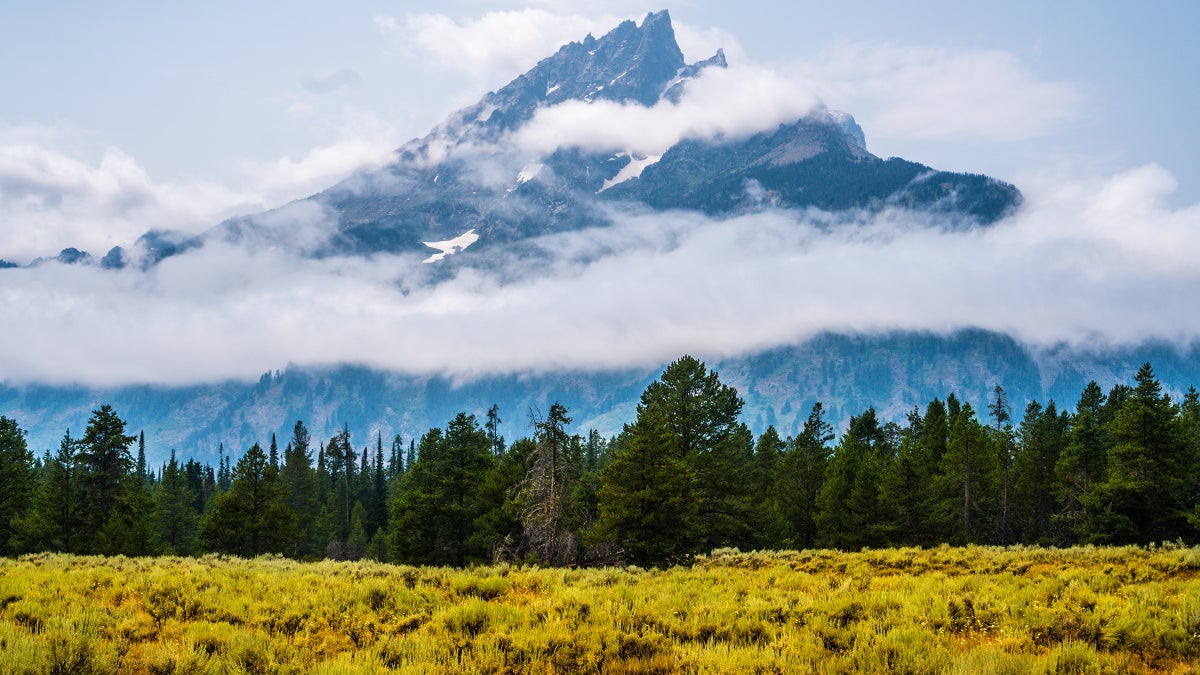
11;431;82;553
391;415;495;565
217;444;232;492
638;356;746;551
201;443;295;557
878;406;931;545
1011;401;1068;543
1086;363;1189;543
157;449;199;555
934;403;999;544
815;409;888;549
281;420;322;558
774;403;832;548
486;404;505;456
0;417;34;555
136;430;148;486
389;433;404;478
989;386;1017;544
1056;382;1109;539
596;404;697;566
371;437;388;538
76;405;138;552
269;433;279;469
751;426;788;547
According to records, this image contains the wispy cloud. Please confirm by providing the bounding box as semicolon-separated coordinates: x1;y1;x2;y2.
300;68;362;96
509;64;820;156
0;118;400;263
791;42;1083;143
376;9;625;85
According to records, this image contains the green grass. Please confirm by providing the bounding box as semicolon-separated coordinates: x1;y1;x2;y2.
1;545;1198;673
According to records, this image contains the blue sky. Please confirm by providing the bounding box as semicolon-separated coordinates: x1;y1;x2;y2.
1;2;1199;385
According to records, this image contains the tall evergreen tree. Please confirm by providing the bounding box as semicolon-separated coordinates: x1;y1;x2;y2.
217;444;232;493
136;430;148;486
389;433;404;478
878;406;931;545
371;437;388;538
486;404;505;456
596;404;697;566
269;433;279;469
752;426;788;546
76;405;136;546
637;356;747;551
157;449;199;555
1086;363;1189;543
815;408;889;549
1011;401;1068;543
201;443;295;557
988;386;1017;544
0;417;34;555
934;403;998;543
281;420;323;558
1056;382;1109;538
391;415;495;565
774;403;833;548
11;431;83;553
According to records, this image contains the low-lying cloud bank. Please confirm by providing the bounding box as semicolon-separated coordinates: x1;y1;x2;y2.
1;162;1197;387
0;124;399;265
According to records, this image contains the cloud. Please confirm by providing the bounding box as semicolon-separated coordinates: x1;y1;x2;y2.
0;128;242;263
377;9;625;84
790;42;1083;143
509;64;820;156
2;162;1198;387
0;121;400;263
300;68;362;95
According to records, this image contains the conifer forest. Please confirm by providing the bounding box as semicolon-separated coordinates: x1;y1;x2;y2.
2;356;1199;566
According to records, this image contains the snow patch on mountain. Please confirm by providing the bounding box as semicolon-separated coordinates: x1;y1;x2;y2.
599;153;663;192
422;229;480;263
517;163;543;184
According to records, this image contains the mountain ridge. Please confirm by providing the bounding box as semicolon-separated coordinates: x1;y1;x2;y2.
6;329;1199;466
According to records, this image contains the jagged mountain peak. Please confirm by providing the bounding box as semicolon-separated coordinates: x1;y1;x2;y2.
401;10;699;157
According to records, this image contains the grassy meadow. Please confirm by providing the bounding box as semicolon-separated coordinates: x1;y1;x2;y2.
1;546;1199;674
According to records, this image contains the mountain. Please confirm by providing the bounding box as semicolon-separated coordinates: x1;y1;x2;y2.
45;10;1017;269
298;10;1019;258
5;329;1200;465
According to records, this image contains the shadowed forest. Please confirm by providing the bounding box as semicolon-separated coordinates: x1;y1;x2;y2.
2;357;1198;567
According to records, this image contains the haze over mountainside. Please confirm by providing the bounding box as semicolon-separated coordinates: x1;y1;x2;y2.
2;10;1198;464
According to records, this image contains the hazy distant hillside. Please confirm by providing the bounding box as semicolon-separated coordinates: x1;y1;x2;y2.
5;329;1197;465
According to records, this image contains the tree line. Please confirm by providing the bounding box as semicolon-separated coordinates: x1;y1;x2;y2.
0;357;1198;567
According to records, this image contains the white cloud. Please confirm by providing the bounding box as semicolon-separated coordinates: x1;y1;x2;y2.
378;9;626;84
236;137;396;200
0;129;239;263
0;121;400;263
790;42;1082;143
509;64;820;156
2;162;1198;387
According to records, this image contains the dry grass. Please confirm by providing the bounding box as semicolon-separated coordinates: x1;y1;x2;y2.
1;545;1198;673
